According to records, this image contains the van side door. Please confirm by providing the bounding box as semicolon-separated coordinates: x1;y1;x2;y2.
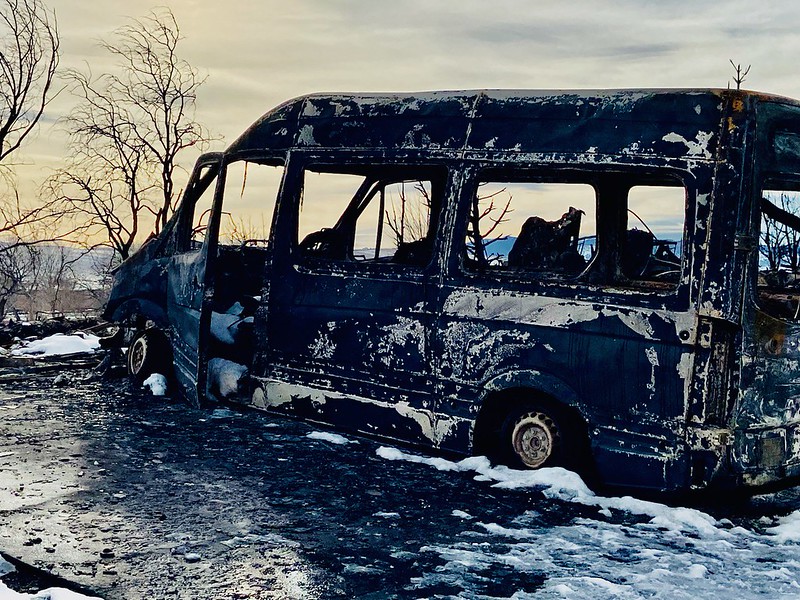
258;157;447;447
166;155;223;405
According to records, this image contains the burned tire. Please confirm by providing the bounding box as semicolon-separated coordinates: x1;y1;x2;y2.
127;329;170;384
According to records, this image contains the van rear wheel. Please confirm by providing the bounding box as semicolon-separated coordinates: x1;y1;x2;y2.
509;410;561;468
127;329;170;384
501;404;564;469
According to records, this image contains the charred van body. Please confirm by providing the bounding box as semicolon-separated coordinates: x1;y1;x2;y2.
104;88;800;493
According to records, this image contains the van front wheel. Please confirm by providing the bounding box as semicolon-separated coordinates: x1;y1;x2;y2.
127;329;170;384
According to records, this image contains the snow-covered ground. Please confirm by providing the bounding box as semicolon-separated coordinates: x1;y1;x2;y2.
378;447;800;598
0;557;99;600
9;333;100;358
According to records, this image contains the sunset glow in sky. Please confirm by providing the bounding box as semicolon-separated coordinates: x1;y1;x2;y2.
13;0;800;234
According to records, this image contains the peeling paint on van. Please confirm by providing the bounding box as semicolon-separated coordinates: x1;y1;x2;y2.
394;401;461;447
374;317;426;369
662;131;714;159
104;88;800;493
441;289;695;342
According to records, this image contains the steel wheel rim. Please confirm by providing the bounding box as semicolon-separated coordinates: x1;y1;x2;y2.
511;411;558;468
129;336;148;375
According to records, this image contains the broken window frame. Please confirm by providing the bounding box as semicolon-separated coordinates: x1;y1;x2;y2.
292;159;449;271
173;154;223;254
756;177;800;320
214;157;286;249
456;164;691;294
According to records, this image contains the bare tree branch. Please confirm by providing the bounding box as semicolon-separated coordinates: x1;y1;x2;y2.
51;8;210;260
0;0;59;163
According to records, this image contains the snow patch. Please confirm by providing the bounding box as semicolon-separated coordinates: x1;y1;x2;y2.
210;310;253;346
11;333;100;357
376;447;720;535
306;431;357;445
208;358;248;400
0;576;102;600
767;509;800;543
452;510;474;520
143;373;168;396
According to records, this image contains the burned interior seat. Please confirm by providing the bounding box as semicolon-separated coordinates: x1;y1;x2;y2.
621;229;681;280
299;228;348;260
392;237;434;266
622;228;655;278
508;207;586;274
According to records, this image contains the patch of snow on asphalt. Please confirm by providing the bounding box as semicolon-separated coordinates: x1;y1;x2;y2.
11;333;100;357
307;431;357;445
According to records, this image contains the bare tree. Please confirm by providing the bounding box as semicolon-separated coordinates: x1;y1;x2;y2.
467;185;513;265
385;181;431;247
0;240;37;318
0;0;59;164
729;60;751;91
51;8;210;260
0;0;67;320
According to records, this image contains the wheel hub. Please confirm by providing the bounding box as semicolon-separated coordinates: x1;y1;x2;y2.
511;411;559;468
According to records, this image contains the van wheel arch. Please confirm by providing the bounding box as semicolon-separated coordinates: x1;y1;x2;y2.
473;388;593;475
109;300;169;331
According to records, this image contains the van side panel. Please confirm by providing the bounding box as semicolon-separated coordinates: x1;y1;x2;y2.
435;287;696;489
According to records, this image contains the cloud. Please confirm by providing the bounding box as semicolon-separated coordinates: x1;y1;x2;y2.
14;0;800;210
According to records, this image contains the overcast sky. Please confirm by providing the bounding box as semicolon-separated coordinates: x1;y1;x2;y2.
14;0;800;208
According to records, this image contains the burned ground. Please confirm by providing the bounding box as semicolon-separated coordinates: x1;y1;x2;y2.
0;364;582;598
2;359;800;599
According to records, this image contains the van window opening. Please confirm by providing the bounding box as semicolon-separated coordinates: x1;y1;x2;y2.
464;180;595;277
625;184;685;285
759;187;800;319
184;164;218;250
185;159;283;250
463;172;686;288
218;160;284;246
298;164;445;267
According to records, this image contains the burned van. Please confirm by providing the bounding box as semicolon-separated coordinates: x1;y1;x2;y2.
104;88;800;492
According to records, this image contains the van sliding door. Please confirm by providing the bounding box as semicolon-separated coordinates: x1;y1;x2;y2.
262;159;447;447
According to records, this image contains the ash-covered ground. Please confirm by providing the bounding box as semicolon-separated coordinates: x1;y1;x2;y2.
2;357;800;599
